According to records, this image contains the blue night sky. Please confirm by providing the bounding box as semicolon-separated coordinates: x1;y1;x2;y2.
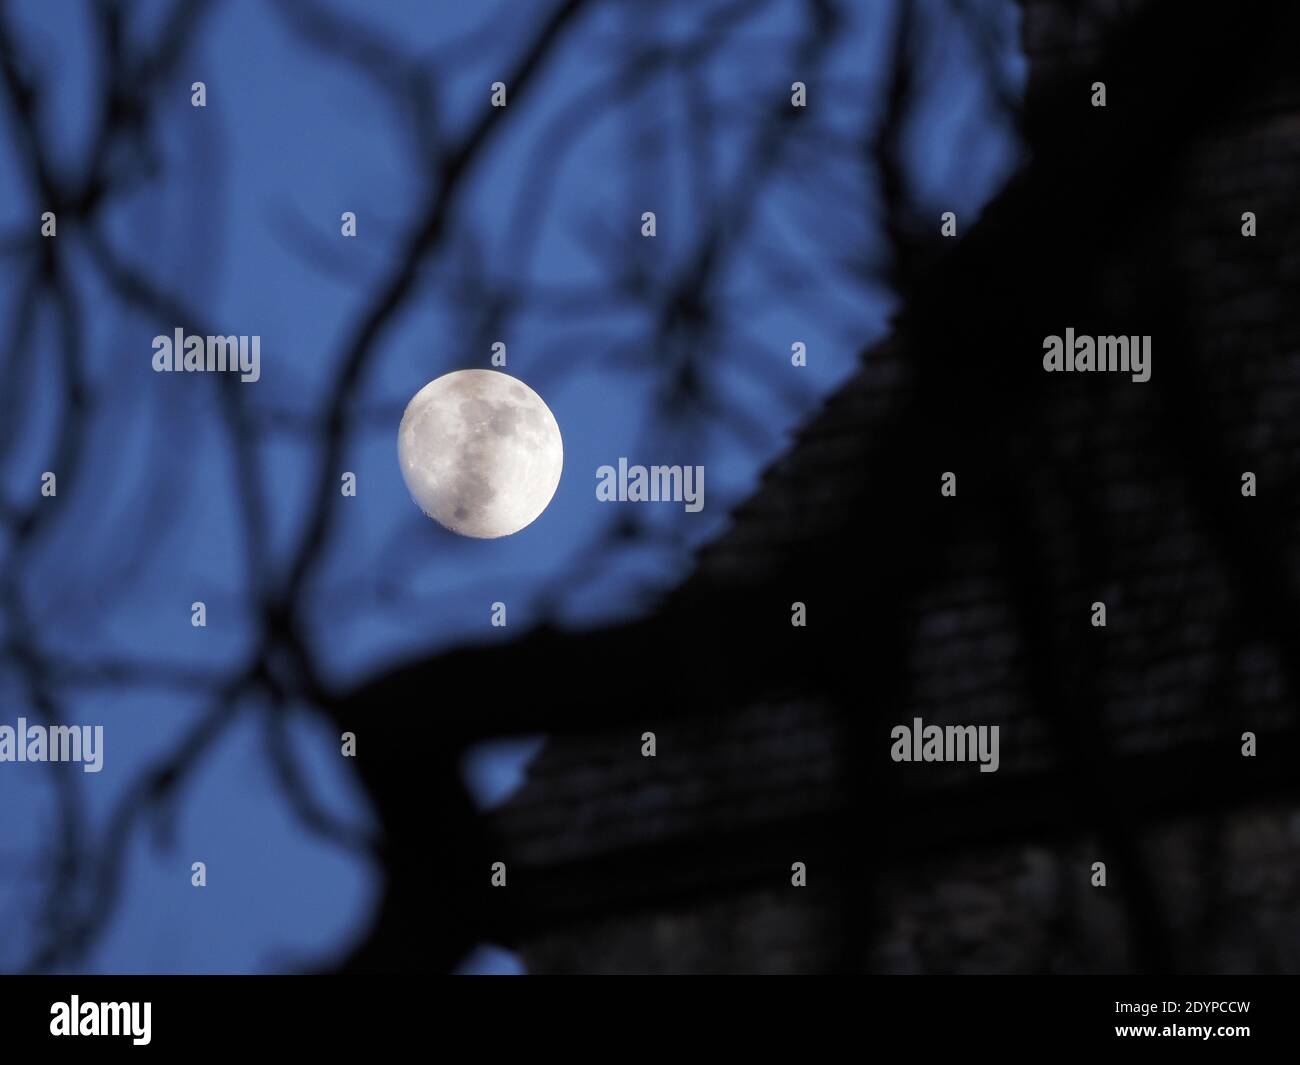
0;0;1024;973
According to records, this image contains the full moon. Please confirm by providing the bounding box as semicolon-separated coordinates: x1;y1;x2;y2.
397;369;563;538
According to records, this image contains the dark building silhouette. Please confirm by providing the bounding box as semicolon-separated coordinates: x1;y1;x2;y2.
371;0;1300;973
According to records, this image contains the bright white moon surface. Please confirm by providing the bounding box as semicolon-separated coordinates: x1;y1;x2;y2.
397;369;563;538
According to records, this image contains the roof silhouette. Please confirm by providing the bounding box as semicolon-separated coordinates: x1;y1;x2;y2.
333;0;1300;972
